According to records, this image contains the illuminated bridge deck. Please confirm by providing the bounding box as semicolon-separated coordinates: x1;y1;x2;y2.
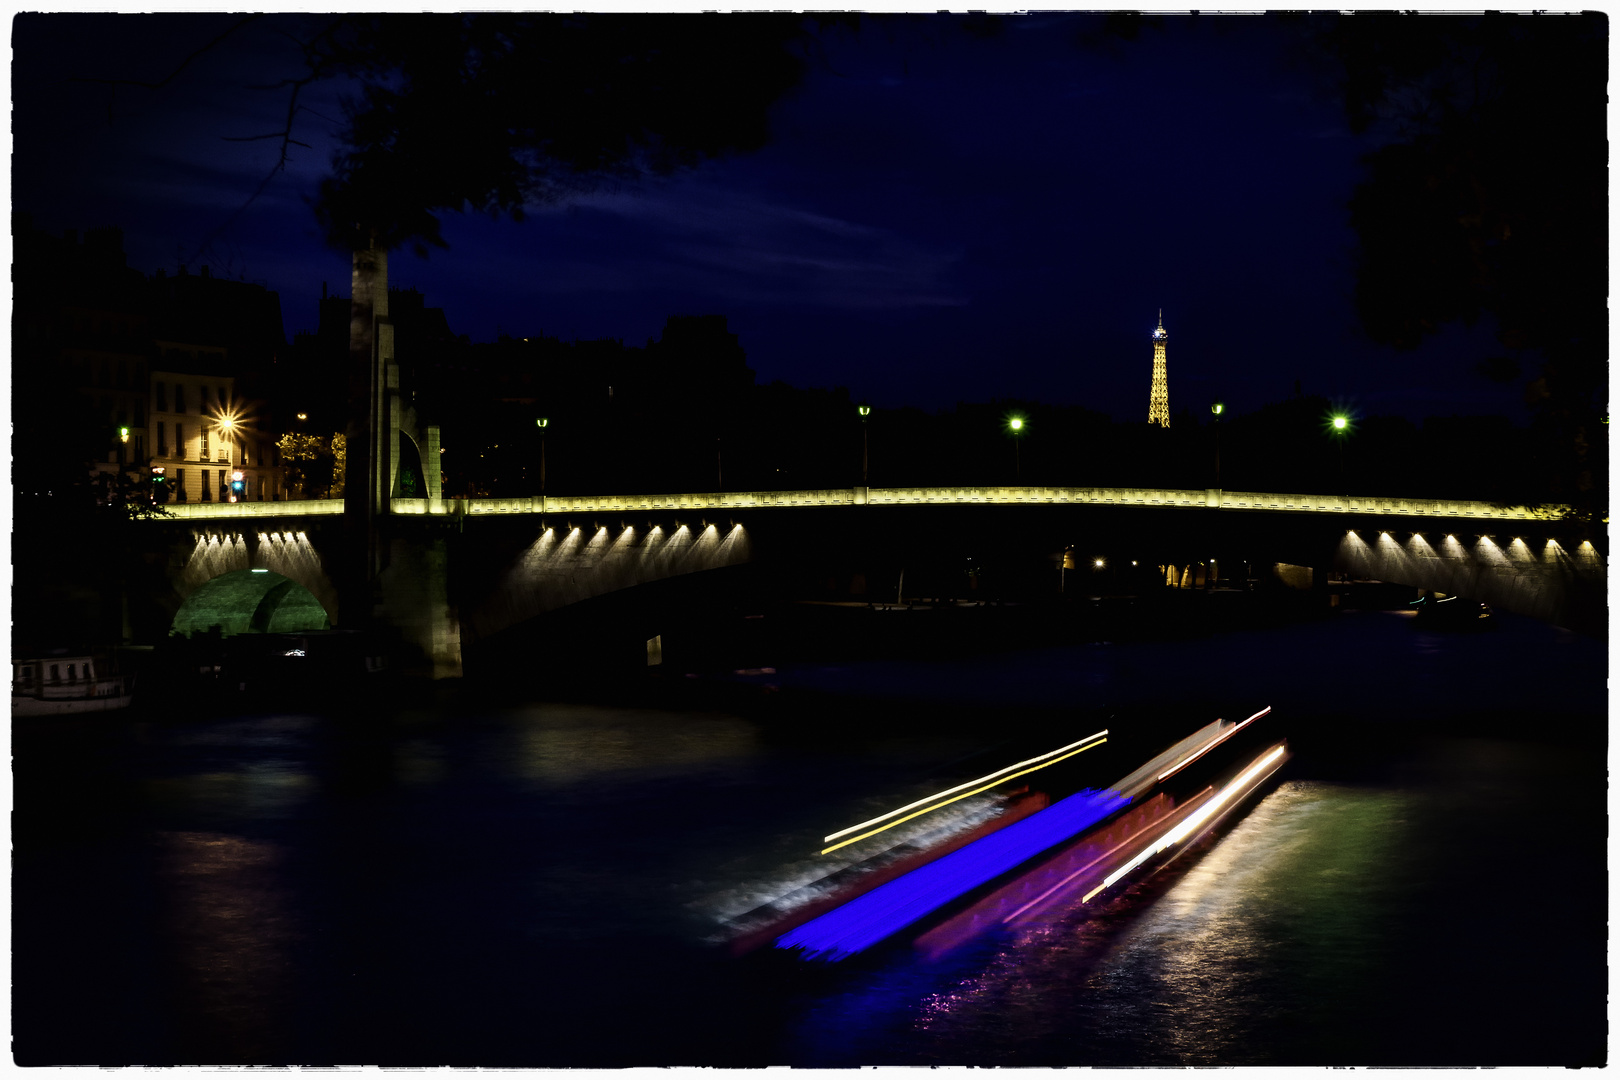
159;487;1563;523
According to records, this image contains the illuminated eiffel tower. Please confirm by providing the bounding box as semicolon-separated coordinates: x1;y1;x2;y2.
1147;309;1170;428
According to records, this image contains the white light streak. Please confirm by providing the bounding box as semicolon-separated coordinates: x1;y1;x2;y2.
1083;743;1287;904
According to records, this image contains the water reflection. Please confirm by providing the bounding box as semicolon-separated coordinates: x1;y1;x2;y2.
144;763;313;821
505;704;760;785
159;831;299;1062
906;781;1415;1065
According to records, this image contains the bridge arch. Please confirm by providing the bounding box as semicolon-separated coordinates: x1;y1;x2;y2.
460;520;754;648
170;569;331;637
170;525;341;630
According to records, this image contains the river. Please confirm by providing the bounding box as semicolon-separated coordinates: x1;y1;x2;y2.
12;606;1606;1066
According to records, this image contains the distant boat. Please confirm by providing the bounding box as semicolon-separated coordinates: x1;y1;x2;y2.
11;654;133;716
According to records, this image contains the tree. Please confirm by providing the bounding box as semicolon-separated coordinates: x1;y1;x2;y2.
1312;12;1607;522
282;14;845;603
275;432;335;498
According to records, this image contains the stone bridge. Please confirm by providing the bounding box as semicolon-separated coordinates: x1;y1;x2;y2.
143;485;1606;678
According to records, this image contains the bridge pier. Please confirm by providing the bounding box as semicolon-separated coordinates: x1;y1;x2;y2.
377;533;462;679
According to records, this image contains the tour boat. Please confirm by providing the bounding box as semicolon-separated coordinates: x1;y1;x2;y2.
758;708;1284;962
11;654;133;716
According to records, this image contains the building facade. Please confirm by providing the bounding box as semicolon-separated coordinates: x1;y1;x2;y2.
149;354;283;503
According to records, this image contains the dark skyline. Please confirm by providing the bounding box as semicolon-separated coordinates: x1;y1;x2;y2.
12;12;1571;422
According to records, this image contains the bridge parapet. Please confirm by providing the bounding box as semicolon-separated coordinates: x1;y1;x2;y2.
161;489;1568;526
385;487;1565;523
159;499;346;519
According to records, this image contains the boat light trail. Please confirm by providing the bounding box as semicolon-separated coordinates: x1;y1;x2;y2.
1155;705;1272;782
824;730;1109;844
1083;743;1288;904
779;786;1130;961
820;731;1109;855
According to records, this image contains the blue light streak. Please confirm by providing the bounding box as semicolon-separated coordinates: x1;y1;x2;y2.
776;787;1130;961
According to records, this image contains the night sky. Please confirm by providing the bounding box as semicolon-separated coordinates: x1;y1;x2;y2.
15;11;1526;422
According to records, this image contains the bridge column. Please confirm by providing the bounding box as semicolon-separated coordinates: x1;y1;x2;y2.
377;531;462;679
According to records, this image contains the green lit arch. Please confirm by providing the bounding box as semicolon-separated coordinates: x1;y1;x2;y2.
170;569;331;638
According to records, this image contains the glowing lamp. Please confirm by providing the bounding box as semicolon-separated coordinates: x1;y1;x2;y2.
536;417;549;428
296;412;308;421
1093;558;1105;568
1331;416;1348;431
118;426;130;443
1211;402;1224;416
1009;418;1024;432
858;405;871;417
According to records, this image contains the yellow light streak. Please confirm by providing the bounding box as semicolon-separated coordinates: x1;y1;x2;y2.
820;731;1108;855
1082;744;1287;903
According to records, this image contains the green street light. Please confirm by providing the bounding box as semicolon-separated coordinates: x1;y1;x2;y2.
857;403;871;486
1008;416;1026;483
1211;402;1224;489
1211;402;1224;416
1328;413;1351;494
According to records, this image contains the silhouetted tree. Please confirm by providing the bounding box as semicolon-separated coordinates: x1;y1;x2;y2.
1314;12;1607;522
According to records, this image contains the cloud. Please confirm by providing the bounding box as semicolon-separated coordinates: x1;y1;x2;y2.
535;181;968;311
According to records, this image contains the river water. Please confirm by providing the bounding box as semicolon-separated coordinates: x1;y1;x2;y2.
12;608;1607;1066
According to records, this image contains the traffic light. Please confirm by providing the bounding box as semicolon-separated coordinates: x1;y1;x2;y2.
150;466;166;503
230;470;245;503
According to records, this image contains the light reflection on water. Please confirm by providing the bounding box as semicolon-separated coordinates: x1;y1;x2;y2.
920;781;1411;1065
12;612;1605;1066
503;704;761;786
143;763;314;821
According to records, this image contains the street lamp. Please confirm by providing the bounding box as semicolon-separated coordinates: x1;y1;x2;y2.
858;403;871;486
1328;413;1351;494
1211;401;1224;489
1008;416;1026;483
536;417;549;494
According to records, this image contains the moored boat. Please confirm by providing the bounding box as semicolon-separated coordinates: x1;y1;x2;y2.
12;653;133;716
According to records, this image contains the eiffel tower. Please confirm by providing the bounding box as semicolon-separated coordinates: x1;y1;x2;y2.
1147;309;1170;428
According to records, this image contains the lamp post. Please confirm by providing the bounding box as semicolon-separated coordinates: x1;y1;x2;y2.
1329;413;1350;494
214;415;237;503
535;417;549;494
1210;401;1224;489
1008;416;1025;483
858;403;871;486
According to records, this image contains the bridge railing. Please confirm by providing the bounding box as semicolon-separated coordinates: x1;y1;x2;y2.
391;487;1564;522
153;488;1566;524
156;499;346;519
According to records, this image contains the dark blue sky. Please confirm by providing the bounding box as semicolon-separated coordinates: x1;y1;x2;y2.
14;11;1521;422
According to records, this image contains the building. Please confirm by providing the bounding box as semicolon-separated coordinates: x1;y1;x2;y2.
148;357;283;504
1147;309;1170;428
11;216;290;505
